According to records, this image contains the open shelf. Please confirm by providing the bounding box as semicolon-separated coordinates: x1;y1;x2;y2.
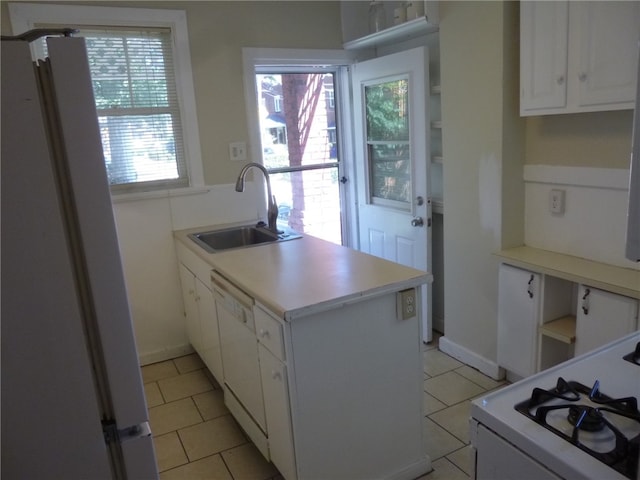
539;315;576;344
343;16;439;51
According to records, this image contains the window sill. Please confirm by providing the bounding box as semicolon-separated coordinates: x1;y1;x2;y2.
110;186;211;203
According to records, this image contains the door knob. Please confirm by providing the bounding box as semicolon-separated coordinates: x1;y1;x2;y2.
411;217;424;227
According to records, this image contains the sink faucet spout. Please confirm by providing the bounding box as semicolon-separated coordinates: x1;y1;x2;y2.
235;162;279;233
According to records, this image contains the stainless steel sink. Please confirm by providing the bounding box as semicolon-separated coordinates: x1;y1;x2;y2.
188;224;301;253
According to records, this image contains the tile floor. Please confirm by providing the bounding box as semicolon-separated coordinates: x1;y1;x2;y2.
141;332;508;480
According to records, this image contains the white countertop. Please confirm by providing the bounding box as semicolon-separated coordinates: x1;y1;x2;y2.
174;225;432;320
496;246;640;299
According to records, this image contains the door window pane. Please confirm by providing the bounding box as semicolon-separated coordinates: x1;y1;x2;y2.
369;143;411;203
364;78;411;209
365;79;409;141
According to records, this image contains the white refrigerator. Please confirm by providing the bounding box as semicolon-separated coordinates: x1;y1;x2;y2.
1;35;158;478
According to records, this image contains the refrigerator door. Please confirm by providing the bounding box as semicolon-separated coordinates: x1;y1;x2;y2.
45;37;158;477
1;39;114;479
1;37;157;478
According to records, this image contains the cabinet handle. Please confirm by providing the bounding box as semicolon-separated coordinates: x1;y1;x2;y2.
556;75;565;85
527;274;535;298
259;329;270;339
578;72;587;82
272;371;282;381
581;288;590;315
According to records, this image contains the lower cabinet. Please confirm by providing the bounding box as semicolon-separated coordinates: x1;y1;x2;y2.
176;244;223;384
497;262;639;377
575;286;638;356
178;263;203;354
497;264;540;378
258;344;295;480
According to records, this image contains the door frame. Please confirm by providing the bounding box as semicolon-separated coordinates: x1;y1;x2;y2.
242;47;359;247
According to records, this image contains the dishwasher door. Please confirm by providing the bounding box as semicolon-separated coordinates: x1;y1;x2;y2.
212;272;266;431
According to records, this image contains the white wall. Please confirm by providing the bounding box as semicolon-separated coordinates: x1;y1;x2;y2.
524;165;639;270
113;184;261;365
438;2;524;379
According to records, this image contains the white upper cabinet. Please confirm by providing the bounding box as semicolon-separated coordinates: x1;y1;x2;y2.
520;1;640;116
520;1;569;113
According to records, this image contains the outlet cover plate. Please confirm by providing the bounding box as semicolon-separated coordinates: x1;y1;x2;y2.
229;141;247;161
549;189;565;215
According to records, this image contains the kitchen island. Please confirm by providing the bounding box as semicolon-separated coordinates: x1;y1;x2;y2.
174;224;432;480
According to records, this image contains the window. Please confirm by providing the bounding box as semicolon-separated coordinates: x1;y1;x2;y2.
9;3;204;195
274;95;283;113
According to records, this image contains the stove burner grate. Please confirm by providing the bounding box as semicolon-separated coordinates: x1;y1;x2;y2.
623;342;640;366
514;377;640;480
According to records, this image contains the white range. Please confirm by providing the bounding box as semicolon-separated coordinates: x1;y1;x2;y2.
471;331;640;480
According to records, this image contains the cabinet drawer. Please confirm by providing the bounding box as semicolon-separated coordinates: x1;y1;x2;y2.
255;306;285;361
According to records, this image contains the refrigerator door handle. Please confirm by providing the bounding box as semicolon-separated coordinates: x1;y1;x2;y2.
103;420;152;445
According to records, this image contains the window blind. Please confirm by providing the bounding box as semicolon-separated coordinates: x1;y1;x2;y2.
40;26;188;193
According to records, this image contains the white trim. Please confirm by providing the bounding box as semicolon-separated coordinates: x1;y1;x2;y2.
523;165;629;190
438;336;506;381
9;2;205;190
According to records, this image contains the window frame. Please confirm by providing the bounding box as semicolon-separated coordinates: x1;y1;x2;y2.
8;2;204;198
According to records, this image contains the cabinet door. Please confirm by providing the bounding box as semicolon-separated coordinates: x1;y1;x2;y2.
179;264;202;354
196;278;223;384
575;286;639;356
574;2;640;108
520;1;569;114
497;264;541;377
259;345;296;480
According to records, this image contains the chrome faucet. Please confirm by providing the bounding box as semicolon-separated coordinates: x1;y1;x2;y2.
235;162;279;234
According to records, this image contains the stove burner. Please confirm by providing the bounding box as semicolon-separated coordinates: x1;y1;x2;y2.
567;405;606;432
515;378;640;480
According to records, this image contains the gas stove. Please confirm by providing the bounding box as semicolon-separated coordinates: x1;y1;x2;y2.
514;377;639;479
471;332;640;480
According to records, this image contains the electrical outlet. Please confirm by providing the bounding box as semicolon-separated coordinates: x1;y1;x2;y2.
229;141;247;161
397;288;417;320
549;189;565;215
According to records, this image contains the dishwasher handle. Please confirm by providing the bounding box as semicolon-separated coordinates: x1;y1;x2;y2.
211;271;254;309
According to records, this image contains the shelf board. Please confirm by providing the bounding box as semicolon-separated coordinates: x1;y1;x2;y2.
431;120;442;129
343;16;439;51
431;85;441;95
539;315;576;344
432;155;443;164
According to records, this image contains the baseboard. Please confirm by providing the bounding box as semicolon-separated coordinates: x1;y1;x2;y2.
138;343;194;366
438;336;505;380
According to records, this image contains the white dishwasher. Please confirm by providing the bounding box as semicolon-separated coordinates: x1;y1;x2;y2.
211;271;268;454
